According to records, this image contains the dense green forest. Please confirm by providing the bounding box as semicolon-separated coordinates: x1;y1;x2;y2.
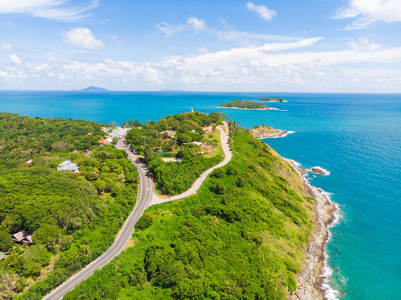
63;123;315;299
0;113;139;299
259;97;287;102
220;99;269;110
126;112;224;195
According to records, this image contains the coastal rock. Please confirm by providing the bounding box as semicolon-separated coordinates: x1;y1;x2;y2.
311;167;330;176
250;125;292;139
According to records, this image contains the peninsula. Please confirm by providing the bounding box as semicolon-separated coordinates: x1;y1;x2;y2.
250;124;292;138
219;99;277;110
259;97;288;103
1;112;334;300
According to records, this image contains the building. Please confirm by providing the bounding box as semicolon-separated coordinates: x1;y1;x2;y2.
57;160;79;173
12;230;33;246
98;138;111;146
160;130;177;138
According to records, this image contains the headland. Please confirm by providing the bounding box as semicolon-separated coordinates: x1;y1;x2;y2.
250;125;293;138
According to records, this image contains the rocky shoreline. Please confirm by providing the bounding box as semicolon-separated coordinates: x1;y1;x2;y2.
286;160;339;300
250;125;292;138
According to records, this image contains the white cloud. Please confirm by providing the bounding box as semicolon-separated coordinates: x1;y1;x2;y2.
157;17;207;37
156;16;296;45
0;43;12;51
62;27;105;50
0;0;99;22
3;38;401;92
246;2;276;21
335;0;401;28
349;37;381;51
156;22;184;37
216;31;297;44
187;17;207;31
9;54;21;64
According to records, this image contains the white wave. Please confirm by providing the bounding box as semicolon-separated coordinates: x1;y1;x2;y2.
318;189;342;300
273;130;296;138
281;109;288;111
284;158;301;168
285;158;342;299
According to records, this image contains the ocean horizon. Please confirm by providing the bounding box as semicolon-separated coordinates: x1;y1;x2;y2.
1;91;400;299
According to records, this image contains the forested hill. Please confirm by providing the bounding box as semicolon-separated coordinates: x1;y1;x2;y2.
220;99;269;110
0;113;139;299
126;112;224;195
63;122;315;299
0;113;103;167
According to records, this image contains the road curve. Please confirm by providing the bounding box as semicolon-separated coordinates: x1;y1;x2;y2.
42;139;153;300
150;121;232;206
42;122;231;299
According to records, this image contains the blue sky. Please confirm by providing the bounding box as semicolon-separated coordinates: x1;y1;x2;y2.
1;0;401;92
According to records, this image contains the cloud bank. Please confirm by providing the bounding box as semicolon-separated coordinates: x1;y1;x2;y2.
335;0;401;28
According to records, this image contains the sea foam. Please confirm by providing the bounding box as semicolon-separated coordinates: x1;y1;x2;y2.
319;189;342;300
271;130;296;138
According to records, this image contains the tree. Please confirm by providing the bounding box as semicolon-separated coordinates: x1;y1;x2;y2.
94;179;107;193
127;119;142;128
0;230;13;252
33;224;62;252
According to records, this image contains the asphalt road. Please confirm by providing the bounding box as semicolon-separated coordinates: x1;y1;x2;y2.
42;139;153;300
42;123;231;299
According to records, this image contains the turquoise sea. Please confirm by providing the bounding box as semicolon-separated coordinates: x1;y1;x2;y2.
1;91;400;299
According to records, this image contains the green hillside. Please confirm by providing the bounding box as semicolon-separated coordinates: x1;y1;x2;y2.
0;113;139;300
63;122;315;299
126;112;224;195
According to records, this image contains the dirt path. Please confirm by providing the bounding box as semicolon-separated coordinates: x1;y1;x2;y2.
149;121;232;206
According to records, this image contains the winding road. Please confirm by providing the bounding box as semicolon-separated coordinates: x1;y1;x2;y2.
150;122;231;205
42;122;231;300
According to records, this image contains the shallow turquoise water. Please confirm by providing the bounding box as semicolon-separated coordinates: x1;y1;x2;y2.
1;91;400;299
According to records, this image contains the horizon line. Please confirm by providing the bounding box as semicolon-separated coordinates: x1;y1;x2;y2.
0;89;401;95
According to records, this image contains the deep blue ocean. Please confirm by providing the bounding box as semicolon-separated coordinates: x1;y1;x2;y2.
1;91;400;299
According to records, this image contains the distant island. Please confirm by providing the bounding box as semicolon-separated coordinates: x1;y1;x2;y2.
159;89;183;92
220;99;277;110
72;86;109;93
259;97;288;103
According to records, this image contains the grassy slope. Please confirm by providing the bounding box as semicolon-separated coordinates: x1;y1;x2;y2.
63;126;314;300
